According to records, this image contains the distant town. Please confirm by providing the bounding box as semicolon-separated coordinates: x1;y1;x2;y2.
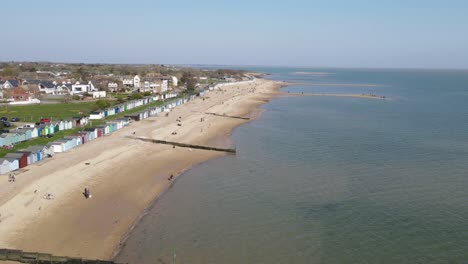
0;62;252;104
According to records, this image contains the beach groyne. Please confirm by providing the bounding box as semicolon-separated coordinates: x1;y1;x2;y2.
126;136;236;153
205;112;250;120
0;248;120;264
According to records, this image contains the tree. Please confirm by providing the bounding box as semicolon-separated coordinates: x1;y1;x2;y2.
95;99;111;109
130;93;143;100
181;72;196;91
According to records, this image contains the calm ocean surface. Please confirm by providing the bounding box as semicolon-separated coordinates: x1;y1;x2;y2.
116;68;468;264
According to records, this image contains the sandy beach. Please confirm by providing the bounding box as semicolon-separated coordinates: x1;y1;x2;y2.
0;79;282;261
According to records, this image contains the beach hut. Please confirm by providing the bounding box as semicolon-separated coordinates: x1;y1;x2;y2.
17;131;27;142
96;125;109;136
78;131;91;143
84;128;99;139
26;145;46;161
107;108;116;116
39;124;49;136
5;133;20;145
90;111;104;120
125;113;141;121
43;145;54;157
25;127;39;138
5;158;19;172
55;138;76;151
5;152;28;169
16;150;36;165
72;117;88;127
20;129;33;141
0;158;13;174
64;135;82;147
0;134;12;147
58;121;65;131
47;141;65;153
48;123;55;134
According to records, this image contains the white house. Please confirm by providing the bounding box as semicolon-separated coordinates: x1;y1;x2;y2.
108;82;118;92
161;80;168;93
91;91;107;98
122;75;140;88
71;81;97;94
0;80;18;89
171;76;178;87
133;75;140;88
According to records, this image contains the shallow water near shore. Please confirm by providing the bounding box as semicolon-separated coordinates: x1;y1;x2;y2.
115;68;468;263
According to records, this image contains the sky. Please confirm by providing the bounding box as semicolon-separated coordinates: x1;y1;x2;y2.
1;0;468;69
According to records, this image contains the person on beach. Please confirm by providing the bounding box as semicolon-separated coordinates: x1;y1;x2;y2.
83;188;91;199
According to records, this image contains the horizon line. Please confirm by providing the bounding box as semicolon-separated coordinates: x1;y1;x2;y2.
1;60;468;71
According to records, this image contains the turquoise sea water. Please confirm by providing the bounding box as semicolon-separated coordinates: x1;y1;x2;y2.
116;68;468;264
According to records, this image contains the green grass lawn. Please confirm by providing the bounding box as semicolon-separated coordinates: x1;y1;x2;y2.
0;102;98;123
0;95;185;157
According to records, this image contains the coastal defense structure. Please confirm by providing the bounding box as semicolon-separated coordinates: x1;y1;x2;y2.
127;136;236;153
0;248;121;263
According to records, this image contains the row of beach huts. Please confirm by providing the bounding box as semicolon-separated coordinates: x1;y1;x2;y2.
0;92;202;175
0;93;179;148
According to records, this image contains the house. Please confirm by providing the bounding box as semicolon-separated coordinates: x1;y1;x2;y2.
171;76;178;87
5;87;31;101
108;82;118;92
122;75;141;88
71;81;97;94
5;152;28;169
92;91;106;98
38;81;57;94
0;80;19;89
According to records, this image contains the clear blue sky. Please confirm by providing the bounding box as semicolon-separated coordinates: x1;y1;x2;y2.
1;0;467;68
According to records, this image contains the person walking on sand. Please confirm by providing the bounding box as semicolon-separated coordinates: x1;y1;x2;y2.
83;188;91;199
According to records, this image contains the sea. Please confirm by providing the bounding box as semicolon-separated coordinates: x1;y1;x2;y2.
115;68;468;264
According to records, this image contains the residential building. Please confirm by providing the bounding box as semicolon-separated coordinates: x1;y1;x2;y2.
71;81;97;94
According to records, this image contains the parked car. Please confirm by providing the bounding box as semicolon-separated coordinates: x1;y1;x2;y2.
10;117;20;122
2;121;11;127
0;117;7;121
40;118;50;123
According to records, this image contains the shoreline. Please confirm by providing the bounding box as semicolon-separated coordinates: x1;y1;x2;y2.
111;83;282;259
283;92;388;100
0;79;283;261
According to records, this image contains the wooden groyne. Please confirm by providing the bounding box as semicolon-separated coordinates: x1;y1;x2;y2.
205;112;250;120
127;136;236;154
284;93;388;100
0;248;120;263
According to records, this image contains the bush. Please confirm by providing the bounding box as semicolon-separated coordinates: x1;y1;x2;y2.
130;93;143;100
95;99;111;109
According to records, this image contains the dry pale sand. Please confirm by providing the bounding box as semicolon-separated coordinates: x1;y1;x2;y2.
0;79;282;260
